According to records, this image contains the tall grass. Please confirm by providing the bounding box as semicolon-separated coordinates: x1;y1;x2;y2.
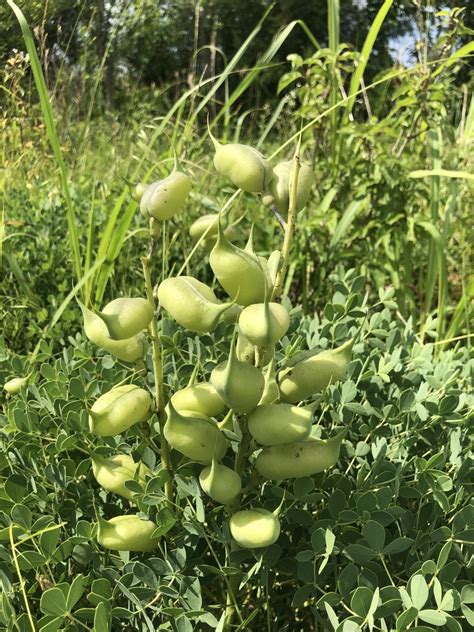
5;0;473;351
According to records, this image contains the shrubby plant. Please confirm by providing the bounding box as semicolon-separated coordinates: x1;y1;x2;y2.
79;136;354;625
0;137;472;631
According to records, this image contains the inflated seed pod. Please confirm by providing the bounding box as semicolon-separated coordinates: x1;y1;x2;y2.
248;403;313;446
171;382;227;418
278;339;354;404
98;297;153;340
3;376;29;394
157;276;232;333
220;303;242;325
258;357;280;406
210;341;264;414
79;302;146;363
211;133;273;193
255;431;345;480
268;160;314;216
189;213;219;240
210;221;267;306
89;385;152;437
229;508;281;549
97;515;159;552
140;170;191;220
199;460;242;504
235;331;274;367
91;454;151;500
266;250;282;289
132;182;148;202
163;402;228;463
239;301;290;348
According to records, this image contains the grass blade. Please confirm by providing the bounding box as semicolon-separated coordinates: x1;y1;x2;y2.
343;0;393;122
330;197;369;248
408;169;474;181
6;0;82;285
422;127;442;326
328;0;340;160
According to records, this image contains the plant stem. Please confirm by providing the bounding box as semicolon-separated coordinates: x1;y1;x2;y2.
223;414;252;629
141;253;173;503
271;152;301;300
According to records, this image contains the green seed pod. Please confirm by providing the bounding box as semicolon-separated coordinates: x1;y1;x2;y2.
269;160;314;216
79;302;146;363
171;382;227;418
220;303;242;325
210;341;265;414
91;453;151;500
229;508;281;549
157;276;232;333
140;170;191;220
255;431;345;480
266;250;282;288
278;339;354;404
258;357;280;406
248;403;313;446
132;182;148;202
199;460;242;504
89;384;152;437
98;297;153;340
163;402;228;463
210;222;267;306
235;331;274;367
239;301;290;347
211;134;273;193
3;376;29;394
189;213;219;240
97;515;159;552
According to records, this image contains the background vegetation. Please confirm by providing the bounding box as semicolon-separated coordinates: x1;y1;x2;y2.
0;1;472;630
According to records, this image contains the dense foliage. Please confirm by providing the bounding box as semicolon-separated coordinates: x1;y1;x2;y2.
0;1;472;631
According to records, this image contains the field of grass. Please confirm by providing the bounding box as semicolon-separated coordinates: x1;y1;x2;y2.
1;2;472;631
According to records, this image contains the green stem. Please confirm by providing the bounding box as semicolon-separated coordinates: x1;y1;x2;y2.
141;253;173;504
223;414;252;630
271;152;301;300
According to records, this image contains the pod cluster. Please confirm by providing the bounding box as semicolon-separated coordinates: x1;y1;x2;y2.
79;140;352;555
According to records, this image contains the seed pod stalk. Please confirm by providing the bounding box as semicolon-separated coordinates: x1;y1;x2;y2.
141;253;173;503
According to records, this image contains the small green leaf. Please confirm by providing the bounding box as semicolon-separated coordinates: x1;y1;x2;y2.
418;610;447;625
67;575;85;611
410;575;429;610
351;587;374;617
396;607;418;631
461;585;474;604
93;602;111;632
461;604;474;626
384;537;413;555
362;521;385;552
325;602;339;630
40;588;67;617
344;544;377;563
